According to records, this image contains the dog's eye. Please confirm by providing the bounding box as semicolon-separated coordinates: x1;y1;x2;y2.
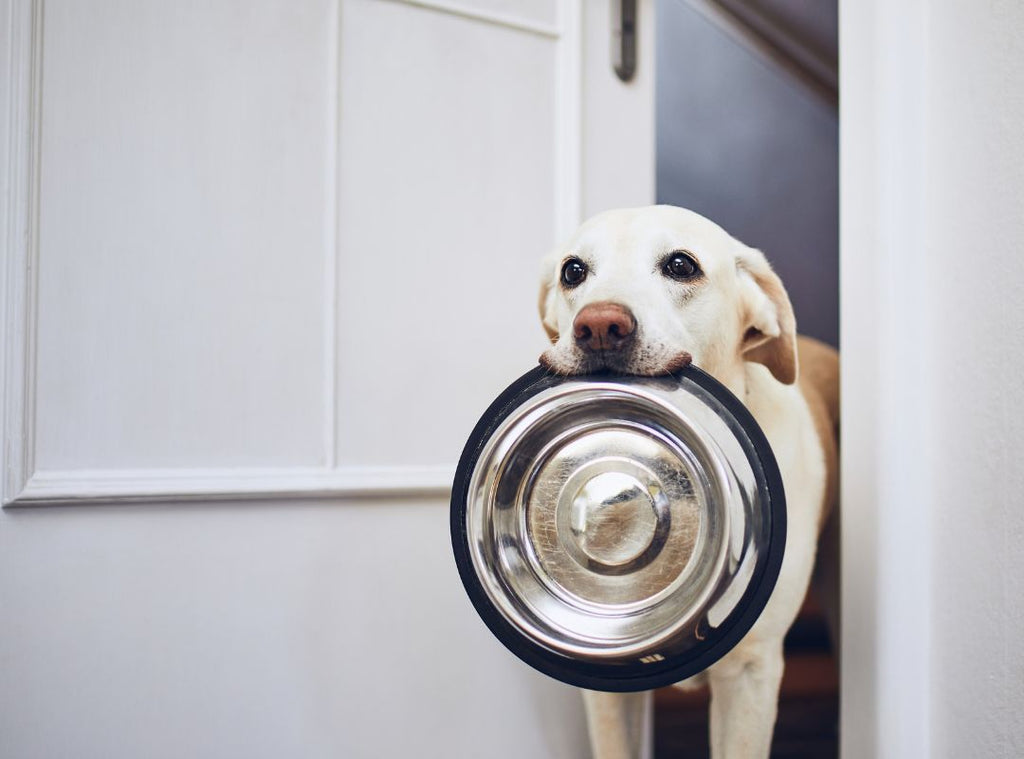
560;257;588;288
662;251;701;281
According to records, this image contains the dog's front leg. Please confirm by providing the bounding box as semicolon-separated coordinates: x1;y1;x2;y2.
707;642;784;758
582;690;651;759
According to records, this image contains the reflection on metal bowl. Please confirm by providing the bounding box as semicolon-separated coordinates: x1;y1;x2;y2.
450;365;786;692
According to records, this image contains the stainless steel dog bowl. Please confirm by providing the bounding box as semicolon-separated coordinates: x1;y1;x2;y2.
450;366;786;692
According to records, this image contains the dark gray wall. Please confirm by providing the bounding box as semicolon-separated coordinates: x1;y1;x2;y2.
656;0;838;346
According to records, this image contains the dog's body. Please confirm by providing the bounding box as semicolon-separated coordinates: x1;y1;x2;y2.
537;206;839;758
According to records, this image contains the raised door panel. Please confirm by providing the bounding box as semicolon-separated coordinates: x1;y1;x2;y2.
334;0;566;468
3;0;656;504
33;0;338;470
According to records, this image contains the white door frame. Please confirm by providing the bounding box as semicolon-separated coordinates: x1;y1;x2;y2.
840;0;931;755
841;0;1024;751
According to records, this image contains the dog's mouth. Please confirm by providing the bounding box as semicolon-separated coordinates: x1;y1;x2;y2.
539;348;693;377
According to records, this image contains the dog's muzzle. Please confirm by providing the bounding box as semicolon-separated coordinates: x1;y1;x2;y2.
450;365;786;692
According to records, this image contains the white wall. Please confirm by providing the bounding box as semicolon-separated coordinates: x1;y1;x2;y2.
841;1;1024;756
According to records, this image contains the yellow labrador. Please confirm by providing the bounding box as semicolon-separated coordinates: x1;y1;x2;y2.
537;205;838;759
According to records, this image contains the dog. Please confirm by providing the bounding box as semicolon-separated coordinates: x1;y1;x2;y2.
537;205;839;758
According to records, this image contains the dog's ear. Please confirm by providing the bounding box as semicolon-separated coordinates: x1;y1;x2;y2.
736;247;798;385
538;254;560;343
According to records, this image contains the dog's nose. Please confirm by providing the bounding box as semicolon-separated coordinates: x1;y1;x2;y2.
573;302;637;353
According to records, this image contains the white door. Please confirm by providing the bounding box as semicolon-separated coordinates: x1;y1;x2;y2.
0;1;653;757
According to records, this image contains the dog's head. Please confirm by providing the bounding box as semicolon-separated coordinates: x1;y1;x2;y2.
538;205;797;384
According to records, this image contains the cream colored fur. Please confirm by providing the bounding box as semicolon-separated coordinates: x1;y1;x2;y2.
537;205;839;759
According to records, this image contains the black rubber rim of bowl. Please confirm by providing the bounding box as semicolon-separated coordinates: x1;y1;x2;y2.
450;364;787;693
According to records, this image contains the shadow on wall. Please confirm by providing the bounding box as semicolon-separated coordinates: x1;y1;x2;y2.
656;0;838;347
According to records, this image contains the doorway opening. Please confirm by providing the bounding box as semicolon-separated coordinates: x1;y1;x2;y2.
653;0;839;755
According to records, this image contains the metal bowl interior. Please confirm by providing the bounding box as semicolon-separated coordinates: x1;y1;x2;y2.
452;367;785;691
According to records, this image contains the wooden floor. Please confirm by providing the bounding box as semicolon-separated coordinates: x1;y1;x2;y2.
653;599;838;758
